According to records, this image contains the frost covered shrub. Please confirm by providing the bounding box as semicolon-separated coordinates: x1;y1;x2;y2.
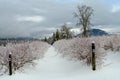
53;37;106;66
93;35;120;51
0;41;50;75
88;35;120;51
53;35;120;66
103;35;120;51
111;35;120;51
53;39;75;57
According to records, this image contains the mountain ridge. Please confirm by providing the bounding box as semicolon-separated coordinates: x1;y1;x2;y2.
75;28;109;37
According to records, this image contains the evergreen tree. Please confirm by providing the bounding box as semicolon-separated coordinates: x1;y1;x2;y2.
52;33;56;42
44;37;47;42
55;29;60;40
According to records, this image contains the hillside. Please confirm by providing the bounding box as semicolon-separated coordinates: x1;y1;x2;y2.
75;29;109;37
89;29;109;36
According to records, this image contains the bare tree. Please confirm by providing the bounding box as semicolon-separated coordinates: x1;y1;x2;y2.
74;5;94;37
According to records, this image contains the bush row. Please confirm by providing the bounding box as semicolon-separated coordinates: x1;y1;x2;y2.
0;41;50;75
53;35;120;66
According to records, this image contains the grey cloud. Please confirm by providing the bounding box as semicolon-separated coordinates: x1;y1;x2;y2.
0;0;119;38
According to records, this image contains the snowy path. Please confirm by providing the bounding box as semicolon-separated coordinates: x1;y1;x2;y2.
1;46;120;80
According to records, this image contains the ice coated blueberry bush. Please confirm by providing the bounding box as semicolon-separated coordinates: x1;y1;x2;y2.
103;35;120;51
0;41;50;75
53;35;120;66
0;35;120;75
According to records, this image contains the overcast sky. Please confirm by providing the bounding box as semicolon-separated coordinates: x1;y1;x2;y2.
0;0;120;38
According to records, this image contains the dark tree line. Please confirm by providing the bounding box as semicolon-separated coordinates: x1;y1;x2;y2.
43;24;72;45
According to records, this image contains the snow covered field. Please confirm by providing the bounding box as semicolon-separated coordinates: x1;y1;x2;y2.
0;46;120;80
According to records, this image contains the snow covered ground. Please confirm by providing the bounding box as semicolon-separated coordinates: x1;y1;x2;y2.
0;46;120;80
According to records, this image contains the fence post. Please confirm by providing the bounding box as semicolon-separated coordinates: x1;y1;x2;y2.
92;41;96;71
9;52;12;75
